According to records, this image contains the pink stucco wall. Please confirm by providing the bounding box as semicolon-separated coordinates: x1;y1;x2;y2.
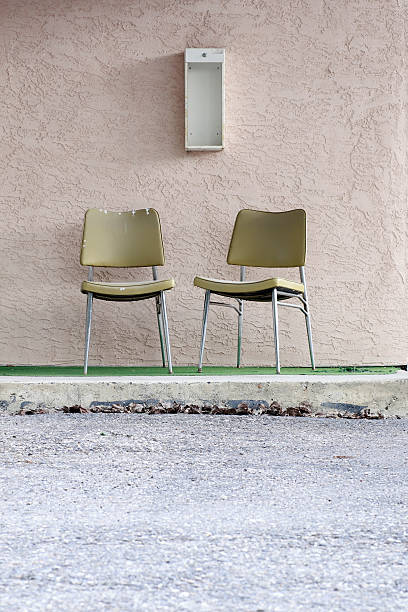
0;0;407;367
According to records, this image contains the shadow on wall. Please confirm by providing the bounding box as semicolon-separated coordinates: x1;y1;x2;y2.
114;53;186;162
35;53;186;358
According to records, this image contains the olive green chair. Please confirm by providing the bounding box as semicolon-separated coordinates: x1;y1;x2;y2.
194;209;315;373
80;208;174;374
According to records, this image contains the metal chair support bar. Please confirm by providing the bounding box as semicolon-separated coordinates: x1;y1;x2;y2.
299;266;315;369
237;266;245;368
209;301;241;315
152;266;166;367
277;290;306;305
278;301;307;316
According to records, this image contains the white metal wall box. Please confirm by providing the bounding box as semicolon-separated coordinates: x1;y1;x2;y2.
185;48;225;151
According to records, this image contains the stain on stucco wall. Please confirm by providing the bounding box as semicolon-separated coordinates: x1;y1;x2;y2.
0;0;406;366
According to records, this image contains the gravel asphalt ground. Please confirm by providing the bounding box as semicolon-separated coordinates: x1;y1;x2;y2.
0;414;407;611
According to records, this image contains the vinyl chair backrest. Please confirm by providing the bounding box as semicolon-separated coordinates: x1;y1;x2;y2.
227;209;306;268
80;208;165;267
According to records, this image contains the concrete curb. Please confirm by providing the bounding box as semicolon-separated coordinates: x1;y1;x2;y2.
1;372;407;418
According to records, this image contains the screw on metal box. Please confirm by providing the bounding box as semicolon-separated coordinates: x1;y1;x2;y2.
202;52;207;57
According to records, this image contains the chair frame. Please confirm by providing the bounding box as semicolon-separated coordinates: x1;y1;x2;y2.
83;264;173;375
197;265;315;374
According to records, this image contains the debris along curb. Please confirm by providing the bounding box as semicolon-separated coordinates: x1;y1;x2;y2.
0;372;407;418
58;400;382;419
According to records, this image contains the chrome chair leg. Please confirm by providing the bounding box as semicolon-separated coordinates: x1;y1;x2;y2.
300;266;316;370
84;292;93;375
272;288;280;374
155;296;166;367
304;304;316;370
160;291;173;374
198;290;211;373
237;299;243;368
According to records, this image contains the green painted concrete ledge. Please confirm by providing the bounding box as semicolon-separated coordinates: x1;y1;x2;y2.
0;365;400;377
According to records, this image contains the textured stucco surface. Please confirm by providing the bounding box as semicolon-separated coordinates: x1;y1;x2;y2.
0;0;407;367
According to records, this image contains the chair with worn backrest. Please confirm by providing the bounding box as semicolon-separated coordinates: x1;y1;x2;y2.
80;208;174;374
194;208;315;373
